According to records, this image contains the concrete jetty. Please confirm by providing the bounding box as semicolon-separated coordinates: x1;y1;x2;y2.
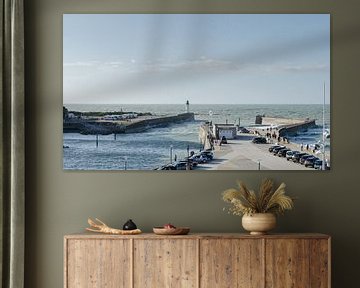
63;113;195;135
196;134;324;170
197;139;307;170
199;115;316;147
255;115;316;137
196;115;327;170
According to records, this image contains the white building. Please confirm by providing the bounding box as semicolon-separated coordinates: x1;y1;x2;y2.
212;124;237;140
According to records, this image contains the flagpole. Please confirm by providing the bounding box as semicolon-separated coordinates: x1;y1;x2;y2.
322;82;326;170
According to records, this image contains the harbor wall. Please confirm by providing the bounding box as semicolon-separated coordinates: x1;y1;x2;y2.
260;116;313;126
63;113;195;134
255;115;316;136
63;121;126;134
125;113;194;133
278;120;316;136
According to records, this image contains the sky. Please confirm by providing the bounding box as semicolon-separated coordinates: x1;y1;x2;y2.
63;14;330;105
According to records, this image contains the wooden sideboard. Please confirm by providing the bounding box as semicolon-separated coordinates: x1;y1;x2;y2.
64;233;330;288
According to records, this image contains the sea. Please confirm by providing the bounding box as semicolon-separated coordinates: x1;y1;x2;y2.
63;104;331;170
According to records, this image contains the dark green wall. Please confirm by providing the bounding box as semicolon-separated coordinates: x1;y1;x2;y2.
25;1;360;287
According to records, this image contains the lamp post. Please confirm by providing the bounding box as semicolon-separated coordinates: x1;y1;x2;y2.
322;82;326;171
170;145;173;164
124;156;128;170
208;110;214;149
186;145;190;170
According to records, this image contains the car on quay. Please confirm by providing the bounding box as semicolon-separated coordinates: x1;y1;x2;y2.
286;150;297;160
314;159;330;170
268;145;282;152
292;152;308;163
200;151;214;160
299;154;315;165
252;137;267;144
190;155;207;163
190;152;212;163
314;159;322;169
188;155;203;164
272;146;287;155
239;127;250;133
277;148;291;157
221;136;228;144
304;157;319;168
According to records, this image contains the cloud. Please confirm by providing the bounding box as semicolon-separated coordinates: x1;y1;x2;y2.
63;57;328;77
63;56;329;104
63;61;100;67
63;57;239;73
253;63;329;74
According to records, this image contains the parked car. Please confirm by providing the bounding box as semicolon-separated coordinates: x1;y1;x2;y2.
286;150;296;160
220;136;227;144
188;155;202;164
252;137;267;144
277;148;291;157
239;127;250;133
304;157;319;168
200;151;214;160
314;159;323;169
292;152;307;163
269;145;282;152
299;155;314;165
272;146;287;155
314;159;330;170
191;153;210;163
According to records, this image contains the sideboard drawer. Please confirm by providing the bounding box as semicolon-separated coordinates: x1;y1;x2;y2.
265;238;329;288
134;239;198;288
200;239;263;288
65;239;131;288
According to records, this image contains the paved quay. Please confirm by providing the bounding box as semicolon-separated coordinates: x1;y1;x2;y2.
196;134;311;170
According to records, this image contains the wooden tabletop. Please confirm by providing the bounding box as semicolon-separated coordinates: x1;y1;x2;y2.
65;232;330;240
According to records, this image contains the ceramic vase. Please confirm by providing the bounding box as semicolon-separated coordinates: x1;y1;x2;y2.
242;213;276;235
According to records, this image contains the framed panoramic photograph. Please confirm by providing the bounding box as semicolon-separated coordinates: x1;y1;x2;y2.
63;14;330;171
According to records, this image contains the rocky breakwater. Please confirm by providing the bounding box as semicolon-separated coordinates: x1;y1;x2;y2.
124;113;195;133
63;120;126;135
63;113;195;135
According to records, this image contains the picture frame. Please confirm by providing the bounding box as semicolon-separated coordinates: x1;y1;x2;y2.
63;13;330;171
